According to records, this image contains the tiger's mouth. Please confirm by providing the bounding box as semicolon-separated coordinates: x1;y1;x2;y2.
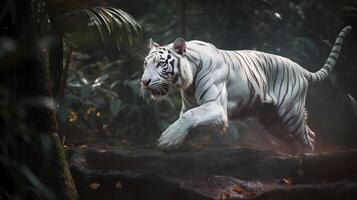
145;84;170;99
148;87;169;97
141;84;170;99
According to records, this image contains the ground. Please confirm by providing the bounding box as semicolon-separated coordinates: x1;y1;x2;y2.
66;136;357;200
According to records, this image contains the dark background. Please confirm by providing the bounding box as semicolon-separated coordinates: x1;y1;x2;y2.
1;0;357;199
61;0;357;149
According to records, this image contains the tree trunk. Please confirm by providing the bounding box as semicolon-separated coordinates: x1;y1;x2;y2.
0;1;78;199
48;22;64;99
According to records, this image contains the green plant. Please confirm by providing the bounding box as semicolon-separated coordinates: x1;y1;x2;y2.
59;54;180;144
39;0;143;99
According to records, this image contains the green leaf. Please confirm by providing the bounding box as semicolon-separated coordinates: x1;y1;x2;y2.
76;70;89;85
59;6;142;47
67;82;81;88
92;74;109;87
105;60;122;69
110;80;120;89
110;99;122;116
96;87;119;98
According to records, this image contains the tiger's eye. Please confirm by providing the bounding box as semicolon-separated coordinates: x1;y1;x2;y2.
158;62;166;67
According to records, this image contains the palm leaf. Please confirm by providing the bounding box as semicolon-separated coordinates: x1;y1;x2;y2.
58;6;142;47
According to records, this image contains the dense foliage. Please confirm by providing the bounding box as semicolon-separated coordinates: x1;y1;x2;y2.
60;49;179;143
60;0;357;147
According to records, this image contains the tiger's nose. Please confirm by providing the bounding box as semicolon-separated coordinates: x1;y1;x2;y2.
141;78;151;86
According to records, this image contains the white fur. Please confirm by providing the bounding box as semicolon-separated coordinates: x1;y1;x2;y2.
142;27;350;151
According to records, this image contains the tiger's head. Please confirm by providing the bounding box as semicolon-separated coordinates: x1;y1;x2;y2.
141;38;193;100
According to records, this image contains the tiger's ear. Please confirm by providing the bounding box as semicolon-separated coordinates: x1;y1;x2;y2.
173;38;186;55
148;38;160;49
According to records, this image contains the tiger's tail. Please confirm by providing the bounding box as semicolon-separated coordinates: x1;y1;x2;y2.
307;26;351;83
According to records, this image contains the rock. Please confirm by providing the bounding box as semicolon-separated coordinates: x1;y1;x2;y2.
69;147;357;200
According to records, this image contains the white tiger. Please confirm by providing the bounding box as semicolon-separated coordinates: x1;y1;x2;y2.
140;26;351;152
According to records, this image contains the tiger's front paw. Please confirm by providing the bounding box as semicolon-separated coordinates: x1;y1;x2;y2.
158;123;188;149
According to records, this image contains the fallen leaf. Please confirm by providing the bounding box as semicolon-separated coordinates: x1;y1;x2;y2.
115;180;123;190
120;139;129;145
232;185;245;194
249;191;256;197
219;191;231;200
90;183;101;190
78;144;88;149
282;177;294;185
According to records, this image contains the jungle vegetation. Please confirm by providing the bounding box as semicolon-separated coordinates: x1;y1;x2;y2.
0;0;357;199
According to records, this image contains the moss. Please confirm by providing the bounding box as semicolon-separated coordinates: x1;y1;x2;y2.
50;133;79;200
40;133;78;200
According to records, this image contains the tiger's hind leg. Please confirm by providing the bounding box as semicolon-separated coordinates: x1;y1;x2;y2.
300;122;316;152
257;103;315;154
281;110;316;153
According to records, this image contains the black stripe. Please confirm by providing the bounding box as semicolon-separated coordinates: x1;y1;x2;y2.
330;54;338;61
220;51;228;64
280;69;298;119
236;53;257;110
246;52;262;81
341;29;348;34
284;116;299;129
331;49;339;54
291;117;303;136
240;54;261;88
158;73;166;78
199;87;210;101
258;53;269;77
225;51;236;69
233;52;244;69
277;64;290;110
188;57;203;92
265;54;274;92
239;82;252;112
196;59;213;86
236;99;244;110
176;55;181;76
276;61;286;106
272;58;280;88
